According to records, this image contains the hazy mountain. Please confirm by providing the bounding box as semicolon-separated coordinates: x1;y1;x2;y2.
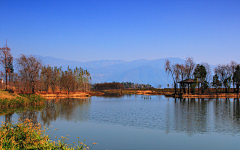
114;66;171;87
10;55;216;88
31;55;186;87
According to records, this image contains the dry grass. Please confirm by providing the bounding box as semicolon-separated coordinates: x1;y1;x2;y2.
0;90;45;108
40;92;90;99
0;90;18;100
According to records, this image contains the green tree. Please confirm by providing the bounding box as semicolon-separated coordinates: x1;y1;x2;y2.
193;64;208;93
223;76;232;93
212;74;222;93
202;80;209;93
193;64;207;81
233;65;240;94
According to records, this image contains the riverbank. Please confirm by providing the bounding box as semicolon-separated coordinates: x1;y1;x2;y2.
172;93;240;98
0;90;45;108
99;89;164;95
95;89;240;98
39;91;91;99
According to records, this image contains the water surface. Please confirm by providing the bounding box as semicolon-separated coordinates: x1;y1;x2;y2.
1;95;240;150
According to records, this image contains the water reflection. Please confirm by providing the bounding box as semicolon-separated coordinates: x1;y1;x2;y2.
173;98;209;136
1;96;240;136
41;98;91;126
19;110;39;125
0;98;91;126
100;93;124;98
0;105;45;124
233;99;240;122
4;113;13;124
213;98;240;133
172;98;240;135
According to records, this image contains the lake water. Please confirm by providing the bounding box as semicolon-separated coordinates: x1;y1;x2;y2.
1;95;240;150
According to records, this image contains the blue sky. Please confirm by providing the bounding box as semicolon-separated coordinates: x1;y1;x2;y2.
0;0;240;65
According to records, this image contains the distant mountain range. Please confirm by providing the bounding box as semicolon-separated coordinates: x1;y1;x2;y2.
35;55;186;88
10;55;215;88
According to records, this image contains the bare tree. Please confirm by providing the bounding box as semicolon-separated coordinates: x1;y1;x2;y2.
60;67;75;94
214;64;232;92
41;65;52;92
51;66;61;92
165;59;178;94
0;42;12;90
175;63;186;81
17;55;42;93
185;57;195;79
201;62;211;84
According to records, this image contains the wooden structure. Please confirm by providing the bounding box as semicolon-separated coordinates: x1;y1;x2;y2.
178;79;202;94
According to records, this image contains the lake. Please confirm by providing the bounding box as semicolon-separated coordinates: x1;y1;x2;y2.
1;95;240;150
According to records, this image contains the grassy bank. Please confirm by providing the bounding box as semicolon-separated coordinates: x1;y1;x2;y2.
0;90;45;108
0;119;95;149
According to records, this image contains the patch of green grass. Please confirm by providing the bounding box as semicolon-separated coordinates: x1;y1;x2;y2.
0;92;46;108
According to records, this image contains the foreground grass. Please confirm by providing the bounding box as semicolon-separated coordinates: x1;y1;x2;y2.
0;119;96;150
0;90;45;108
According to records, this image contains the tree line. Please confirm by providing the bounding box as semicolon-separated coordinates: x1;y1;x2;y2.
165;57;240;94
0;43;91;94
93;82;153;90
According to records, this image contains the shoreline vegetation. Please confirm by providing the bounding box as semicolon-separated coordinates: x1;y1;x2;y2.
0;119;96;150
0;90;97;149
0;90;45;109
1;86;240;109
164;57;240;98
95;88;240;98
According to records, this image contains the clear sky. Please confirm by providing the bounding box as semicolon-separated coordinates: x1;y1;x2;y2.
0;0;239;65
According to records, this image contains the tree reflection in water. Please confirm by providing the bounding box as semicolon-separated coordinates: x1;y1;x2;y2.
1;105;45;125
173;98;208;136
19;110;39;125
5;113;13;124
233;99;240;123
172;98;240;136
40;98;91;126
2;96;240;137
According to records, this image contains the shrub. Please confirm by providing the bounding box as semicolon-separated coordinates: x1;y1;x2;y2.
0;119;96;149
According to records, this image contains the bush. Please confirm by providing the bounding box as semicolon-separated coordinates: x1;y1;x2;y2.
0;119;96;149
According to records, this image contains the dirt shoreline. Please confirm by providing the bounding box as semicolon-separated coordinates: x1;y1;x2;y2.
39;90;240;99
94;89;240;99
172;93;240;98
40;92;90;99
